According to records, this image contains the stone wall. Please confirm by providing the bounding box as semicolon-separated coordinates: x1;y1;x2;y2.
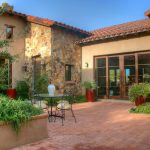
51;27;82;94
25;23;83;95
25;23;52;89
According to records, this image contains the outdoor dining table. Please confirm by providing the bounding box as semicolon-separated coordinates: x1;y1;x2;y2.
33;93;64;122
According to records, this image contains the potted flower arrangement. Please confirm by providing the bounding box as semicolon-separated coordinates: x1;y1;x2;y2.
82;81;97;102
128;83;150;106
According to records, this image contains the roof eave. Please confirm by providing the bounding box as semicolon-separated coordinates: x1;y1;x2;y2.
77;30;150;45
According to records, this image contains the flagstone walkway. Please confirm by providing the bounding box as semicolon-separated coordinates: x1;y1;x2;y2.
12;101;150;150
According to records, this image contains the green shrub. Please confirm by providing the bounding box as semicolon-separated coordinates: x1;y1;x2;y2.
0;95;43;133
75;95;87;103
15;80;29;100
130;102;150;114
82;81;97;90
35;74;49;93
128;83;150;102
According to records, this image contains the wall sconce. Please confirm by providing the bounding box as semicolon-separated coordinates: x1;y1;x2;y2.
22;62;28;72
85;62;89;68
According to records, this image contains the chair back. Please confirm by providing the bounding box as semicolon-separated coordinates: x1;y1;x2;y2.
63;89;75;104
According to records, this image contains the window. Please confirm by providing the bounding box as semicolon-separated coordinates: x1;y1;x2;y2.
6;26;13;39
65;64;72;81
138;53;150;83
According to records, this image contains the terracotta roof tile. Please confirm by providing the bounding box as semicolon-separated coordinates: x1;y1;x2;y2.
77;18;150;44
26;15;54;26
144;9;150;17
6;10;90;36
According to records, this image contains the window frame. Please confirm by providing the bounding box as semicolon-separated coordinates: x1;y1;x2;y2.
5;25;14;40
65;64;73;81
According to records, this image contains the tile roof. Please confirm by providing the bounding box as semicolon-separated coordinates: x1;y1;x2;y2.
6;10;90;36
144;9;150;17
77;18;150;44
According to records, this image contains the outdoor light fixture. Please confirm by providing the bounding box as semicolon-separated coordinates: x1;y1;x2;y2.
85;62;89;68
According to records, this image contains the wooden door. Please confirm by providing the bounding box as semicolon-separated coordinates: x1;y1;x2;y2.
32;56;41;90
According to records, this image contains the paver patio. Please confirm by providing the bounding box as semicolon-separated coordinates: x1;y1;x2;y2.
12;101;150;150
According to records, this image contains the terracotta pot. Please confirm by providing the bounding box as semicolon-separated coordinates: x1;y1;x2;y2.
135;96;145;106
6;89;16;99
86;89;96;102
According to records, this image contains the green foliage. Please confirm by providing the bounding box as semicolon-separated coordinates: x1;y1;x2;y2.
35;74;49;93
0;51;18;63
0;51;18;91
15;80;29;100
0;95;43;133
82;81;97;90
0;61;9;91
0;40;9;48
128;83;150;102
0;5;6;15
143;74;150;83
75;95;87;103
130;102;150;114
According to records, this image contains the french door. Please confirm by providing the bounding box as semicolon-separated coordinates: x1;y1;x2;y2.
95;51;150;99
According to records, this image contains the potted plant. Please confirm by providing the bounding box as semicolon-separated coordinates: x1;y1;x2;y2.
128;83;150;106
82;81;97;102
0;95;48;150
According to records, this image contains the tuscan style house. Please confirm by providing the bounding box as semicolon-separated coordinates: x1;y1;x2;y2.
0;3;150;99
0;3;90;94
79;10;150;99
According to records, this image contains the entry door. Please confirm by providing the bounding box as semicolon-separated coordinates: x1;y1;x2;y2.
32;56;41;90
95;56;121;98
96;57;107;98
108;56;121;98
123;55;136;98
95;52;150;99
95;55;134;99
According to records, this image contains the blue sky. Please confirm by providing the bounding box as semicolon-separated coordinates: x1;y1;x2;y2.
1;0;150;31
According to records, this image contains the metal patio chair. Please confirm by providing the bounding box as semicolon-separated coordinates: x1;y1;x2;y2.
56;89;77;125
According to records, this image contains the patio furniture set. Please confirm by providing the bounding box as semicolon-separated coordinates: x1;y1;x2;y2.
33;90;77;125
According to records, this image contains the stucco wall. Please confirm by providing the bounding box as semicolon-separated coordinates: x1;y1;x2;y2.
82;35;150;81
0;14;26;87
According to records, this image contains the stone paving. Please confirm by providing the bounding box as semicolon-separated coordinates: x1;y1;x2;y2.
12;101;150;150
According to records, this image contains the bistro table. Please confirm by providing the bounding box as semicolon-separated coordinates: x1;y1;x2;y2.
33;93;64;122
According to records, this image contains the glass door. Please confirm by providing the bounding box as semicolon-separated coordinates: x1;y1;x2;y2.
95;51;150;99
108;56;120;98
124;55;136;97
138;53;150;83
96;57;106;98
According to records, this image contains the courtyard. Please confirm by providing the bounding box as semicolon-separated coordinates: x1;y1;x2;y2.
12;101;150;150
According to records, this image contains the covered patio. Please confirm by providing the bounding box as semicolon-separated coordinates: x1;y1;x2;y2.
12;101;150;150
